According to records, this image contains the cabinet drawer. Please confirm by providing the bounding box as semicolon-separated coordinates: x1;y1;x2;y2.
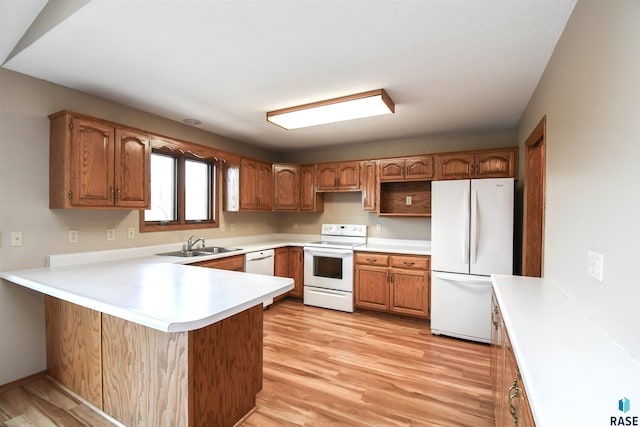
355;252;390;266
191;254;245;271
390;255;429;270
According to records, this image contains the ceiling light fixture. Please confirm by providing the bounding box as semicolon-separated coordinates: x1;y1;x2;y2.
266;89;395;130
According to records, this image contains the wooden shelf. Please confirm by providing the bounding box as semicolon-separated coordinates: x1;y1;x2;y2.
378;181;431;217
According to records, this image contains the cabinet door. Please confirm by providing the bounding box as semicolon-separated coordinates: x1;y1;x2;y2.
361;160;377;211
435;153;474;180
273;247;290;301
70;118;115;207
274;247;290;277
389;268;429;318
405;156;434;180
256;161;273;210
315;163;338;191
289;247;304;298
239;159;258;209
337;161;360;190
354;265;389;311
378;159;405;182
299;165;322;211
504;335;535;427
273;165;298;211
114;128;150;208
475;149;517;178
491;295;506;426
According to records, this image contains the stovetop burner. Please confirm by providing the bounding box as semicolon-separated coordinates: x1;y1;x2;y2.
304;224;367;249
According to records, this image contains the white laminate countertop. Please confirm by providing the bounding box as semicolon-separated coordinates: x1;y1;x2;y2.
1;261;293;333
0;234;431;334
492;275;640;426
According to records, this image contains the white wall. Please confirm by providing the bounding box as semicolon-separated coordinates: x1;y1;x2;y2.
517;0;640;361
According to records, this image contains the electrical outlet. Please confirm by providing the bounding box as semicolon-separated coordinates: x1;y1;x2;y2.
405;196;412;205
68;230;79;243
127;227;135;239
587;250;604;282
11;232;23;247
107;229;116;241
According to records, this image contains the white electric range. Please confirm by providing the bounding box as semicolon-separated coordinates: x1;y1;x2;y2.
303;224;367;313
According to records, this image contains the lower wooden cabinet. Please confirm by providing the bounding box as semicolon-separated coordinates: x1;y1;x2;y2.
354;252;430;318
274;246;303;299
190;254;245;271
491;294;536;426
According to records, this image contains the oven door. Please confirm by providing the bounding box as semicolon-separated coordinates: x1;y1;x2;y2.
304;247;353;292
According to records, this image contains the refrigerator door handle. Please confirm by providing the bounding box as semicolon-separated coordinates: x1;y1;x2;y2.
470;189;479;264
462;188;470;264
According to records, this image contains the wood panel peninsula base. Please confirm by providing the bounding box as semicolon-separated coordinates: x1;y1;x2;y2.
46;296;263;427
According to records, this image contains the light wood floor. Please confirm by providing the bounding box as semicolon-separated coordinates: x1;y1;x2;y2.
0;300;493;427
241;300;494;427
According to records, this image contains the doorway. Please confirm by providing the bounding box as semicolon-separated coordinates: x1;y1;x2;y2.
522;116;546;277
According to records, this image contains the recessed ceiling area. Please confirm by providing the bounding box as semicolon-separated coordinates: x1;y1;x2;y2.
2;0;576;151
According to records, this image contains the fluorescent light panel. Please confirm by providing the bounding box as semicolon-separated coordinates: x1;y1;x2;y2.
267;89;395;130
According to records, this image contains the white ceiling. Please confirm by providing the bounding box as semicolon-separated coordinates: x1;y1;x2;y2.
2;0;576;152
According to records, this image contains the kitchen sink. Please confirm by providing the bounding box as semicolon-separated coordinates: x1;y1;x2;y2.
156;247;241;257
201;247;241;254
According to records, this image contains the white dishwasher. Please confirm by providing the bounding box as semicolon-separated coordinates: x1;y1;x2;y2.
244;249;275;307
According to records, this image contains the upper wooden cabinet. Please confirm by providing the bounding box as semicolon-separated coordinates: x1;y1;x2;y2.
379;156;434;182
435;148;517;180
239;158;272;210
272;164;324;212
316;161;360;192
360;160;377;212
273;164;299;211
49;111;150;209
299;165;323;212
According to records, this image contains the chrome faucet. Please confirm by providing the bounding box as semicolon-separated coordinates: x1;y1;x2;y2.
186;235;206;251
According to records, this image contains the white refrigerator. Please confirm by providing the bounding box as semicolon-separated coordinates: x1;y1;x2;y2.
430;178;513;343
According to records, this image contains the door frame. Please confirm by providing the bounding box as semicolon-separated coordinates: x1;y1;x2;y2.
522;116;546;277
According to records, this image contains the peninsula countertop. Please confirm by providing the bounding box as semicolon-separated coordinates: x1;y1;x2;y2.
0;260;293;333
0;233;431;333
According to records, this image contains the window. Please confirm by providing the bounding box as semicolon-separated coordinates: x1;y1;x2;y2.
141;149;218;232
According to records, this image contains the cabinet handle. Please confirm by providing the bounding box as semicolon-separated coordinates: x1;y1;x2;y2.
366;258;378;263
337;177;341;186
390;272;394;284
403;261;415;266
491;306;499;328
116;187;121;201
508;379;521;426
110;186;115;201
